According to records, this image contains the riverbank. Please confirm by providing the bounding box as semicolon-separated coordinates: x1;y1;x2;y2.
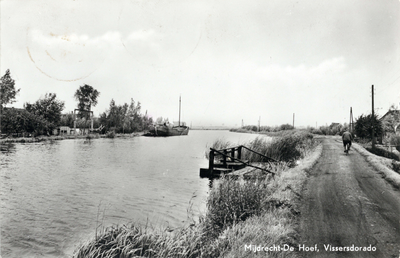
72;130;322;257
0;132;144;143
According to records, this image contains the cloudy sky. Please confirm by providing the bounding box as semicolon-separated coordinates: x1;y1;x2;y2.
1;0;399;127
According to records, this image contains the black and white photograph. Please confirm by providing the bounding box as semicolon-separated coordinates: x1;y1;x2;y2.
1;0;400;257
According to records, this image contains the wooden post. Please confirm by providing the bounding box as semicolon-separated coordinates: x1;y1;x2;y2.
223;150;227;166
238;146;242;160
209;150;214;177
230;148;235;160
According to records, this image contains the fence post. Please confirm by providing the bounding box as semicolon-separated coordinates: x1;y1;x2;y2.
230;148;235;160
223;150;227;166
238;146;242;160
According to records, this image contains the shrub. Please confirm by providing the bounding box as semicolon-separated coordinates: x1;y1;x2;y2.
309;128;323;135
355;114;383;139
366;147;400;161
201;177;271;241
205;138;233;159
392;160;400;173
280;124;294;130
389;134;400;152
74;223;203;258
106;131;115;138
241;131;315;163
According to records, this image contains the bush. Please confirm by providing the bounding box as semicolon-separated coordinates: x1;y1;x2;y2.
202;177;271;241
74;223;202;258
389;134;400;152
366;147;400;161
241;131;315;163
106;131;115;138
1;107;54;136
309;127;323;135
280;124;294;130
205;138;233;159
355;114;383;139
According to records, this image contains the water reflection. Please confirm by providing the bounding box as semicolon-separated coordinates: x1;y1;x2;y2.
0;143;16;153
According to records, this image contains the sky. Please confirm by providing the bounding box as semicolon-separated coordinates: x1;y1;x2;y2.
1;0;400;128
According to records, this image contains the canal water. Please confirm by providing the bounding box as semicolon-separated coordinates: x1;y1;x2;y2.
0;130;266;258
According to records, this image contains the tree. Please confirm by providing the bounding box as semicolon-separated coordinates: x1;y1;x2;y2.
74;84;100;133
24;93;65;127
74;84;100;118
60;113;75;128
0;69;20;108
126;98;143;132
355;114;383;139
98;98;151;133
1;108;52;136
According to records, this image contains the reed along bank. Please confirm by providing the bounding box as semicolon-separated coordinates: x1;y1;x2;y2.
73;130;322;258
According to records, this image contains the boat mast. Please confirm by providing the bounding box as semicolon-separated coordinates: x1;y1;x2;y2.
179;96;181;126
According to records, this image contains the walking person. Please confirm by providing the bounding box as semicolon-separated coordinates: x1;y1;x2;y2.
342;131;353;153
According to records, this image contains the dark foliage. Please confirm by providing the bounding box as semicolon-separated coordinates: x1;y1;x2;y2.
1;108;53;136
355;114;383;139
74;84;100;119
24;93;65;126
99;98;153;133
0;69;20;107
366;147;400;161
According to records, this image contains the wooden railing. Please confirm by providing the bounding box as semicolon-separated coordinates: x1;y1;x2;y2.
200;145;277;178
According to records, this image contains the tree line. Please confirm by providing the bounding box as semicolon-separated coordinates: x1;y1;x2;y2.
232;112;400;144
0;69;153;136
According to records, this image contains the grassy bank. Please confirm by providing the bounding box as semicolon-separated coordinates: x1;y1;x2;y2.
0;132;145;143
0;134;98;143
73;130;322;257
352;141;400;189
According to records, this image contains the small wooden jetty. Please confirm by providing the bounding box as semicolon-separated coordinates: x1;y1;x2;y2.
200;145;277;178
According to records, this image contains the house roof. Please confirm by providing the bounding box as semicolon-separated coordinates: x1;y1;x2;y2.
379;110;400;121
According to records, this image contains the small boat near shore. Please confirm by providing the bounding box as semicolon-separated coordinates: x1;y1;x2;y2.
144;96;189;137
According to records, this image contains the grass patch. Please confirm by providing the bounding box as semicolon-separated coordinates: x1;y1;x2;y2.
241;130;316;165
74;223;203;258
205;138;235;159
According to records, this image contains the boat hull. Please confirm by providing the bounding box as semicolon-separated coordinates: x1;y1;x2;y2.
146;125;189;137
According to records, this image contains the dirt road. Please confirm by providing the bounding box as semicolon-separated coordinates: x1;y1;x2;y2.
299;137;400;258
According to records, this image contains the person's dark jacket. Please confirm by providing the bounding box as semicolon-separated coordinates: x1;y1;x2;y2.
342;131;353;141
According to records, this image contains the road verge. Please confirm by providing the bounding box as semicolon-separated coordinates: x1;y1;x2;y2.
352;142;400;189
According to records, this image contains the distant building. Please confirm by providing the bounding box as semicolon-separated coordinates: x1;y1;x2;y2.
329;123;341;129
380;110;400;135
53;126;73;136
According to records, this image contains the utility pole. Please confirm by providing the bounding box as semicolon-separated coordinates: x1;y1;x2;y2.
178;96;181;126
349;107;354;133
371;85;376;148
293;113;295;128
